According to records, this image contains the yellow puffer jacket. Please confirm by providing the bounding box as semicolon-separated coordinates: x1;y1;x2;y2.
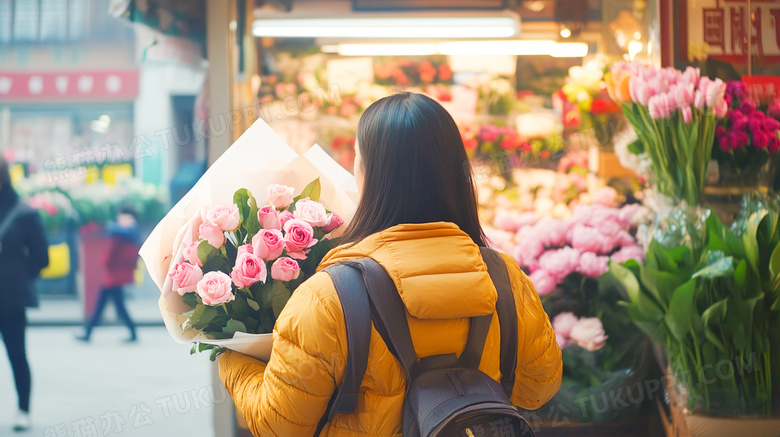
219;222;562;436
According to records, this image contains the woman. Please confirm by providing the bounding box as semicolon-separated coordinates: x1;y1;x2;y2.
0;156;49;432
219;92;562;436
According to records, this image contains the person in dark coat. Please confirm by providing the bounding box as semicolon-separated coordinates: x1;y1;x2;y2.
76;205;139;342
0;157;49;432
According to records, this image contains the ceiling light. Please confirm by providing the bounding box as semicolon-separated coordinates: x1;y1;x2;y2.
438;40;556;56
337;43;437;56
551;42;589;57
559;27;572;38
253;17;519;39
327;40;589;58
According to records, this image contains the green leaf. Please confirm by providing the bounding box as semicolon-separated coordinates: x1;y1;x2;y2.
233;189;252;225
610;261;664;321
692;251;734;279
639;266;684;305
198;240;215;263
247;298;260;312
190;343;197;355
294;178;322;203
223;319;248;336
702;299;728;351
665;279;697;343
182;292;198;309
198;342;211;352
734;259;747;289
190;305;218;330
769;243;780;279
744;210;769;275
271;282;292;319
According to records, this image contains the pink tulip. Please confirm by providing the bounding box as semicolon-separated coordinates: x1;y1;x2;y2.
681;105;693;124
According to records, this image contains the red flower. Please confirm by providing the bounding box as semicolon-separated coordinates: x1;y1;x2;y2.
438;64;452;81
463;138;478;151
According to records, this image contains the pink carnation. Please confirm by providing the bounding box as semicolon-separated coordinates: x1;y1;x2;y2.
593;187;619;208
534;219;571;247
578;252;610;278
538;247;581;281
611;245;646;264
552;312;579;338
512;236;544;269
493;211;520;233
570;225;612;255
529;269;557;296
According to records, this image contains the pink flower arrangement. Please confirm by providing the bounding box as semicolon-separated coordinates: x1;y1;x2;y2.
712;80;780;176
168;179;346;341
515;203;643;295
553;312;608;351
610;61;726;204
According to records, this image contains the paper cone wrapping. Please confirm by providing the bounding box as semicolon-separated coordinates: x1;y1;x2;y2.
140;118;358;360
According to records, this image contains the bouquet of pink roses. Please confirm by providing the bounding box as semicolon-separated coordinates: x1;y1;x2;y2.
166;179;344;359
140;119;358;360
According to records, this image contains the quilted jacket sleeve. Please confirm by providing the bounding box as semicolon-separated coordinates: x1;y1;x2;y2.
218;275;345;436
500;253;562;409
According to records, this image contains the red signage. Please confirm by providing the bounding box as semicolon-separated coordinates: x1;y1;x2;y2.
685;0;780;65
0;70;139;100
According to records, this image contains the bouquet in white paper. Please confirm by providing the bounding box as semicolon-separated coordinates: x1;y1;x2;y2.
140;119;358;360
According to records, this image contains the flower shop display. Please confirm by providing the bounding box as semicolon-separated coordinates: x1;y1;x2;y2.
168;180;343;360
373;58;453;87
476;76;515;116
712;81;780;187
610;199;780;425
607;62;727;206
140;119;357;361
555;56;622;136
24;190;75;234
67;178;167;227
508;202;655;423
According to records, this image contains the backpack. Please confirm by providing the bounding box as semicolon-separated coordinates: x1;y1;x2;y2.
318;247;535;437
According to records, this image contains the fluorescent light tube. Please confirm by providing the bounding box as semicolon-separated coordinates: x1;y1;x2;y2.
337;43;438;56
253;17;518;39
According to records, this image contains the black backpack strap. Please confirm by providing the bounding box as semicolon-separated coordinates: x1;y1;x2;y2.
480;247;518;397
317;262;373;434
348;258;418;383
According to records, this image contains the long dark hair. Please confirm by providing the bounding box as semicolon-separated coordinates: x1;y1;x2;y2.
341;92;487;246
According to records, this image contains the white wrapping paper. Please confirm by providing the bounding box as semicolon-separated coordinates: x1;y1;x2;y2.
140;118;358;360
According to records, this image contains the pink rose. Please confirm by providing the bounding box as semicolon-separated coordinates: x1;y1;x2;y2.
529;269;557;296
196;271;235;305
182;241;203;267
592;187;618;208
493;211;519;233
266;184;295;209
570;225;611;255
258;205;281;230
283;219;318;258
322;212;345;233
169;262;203;295
552;312;579;338
279;211;294;228
198;221;225;248
569;317;608;351
538;247;581;281
270;257;301;282
251;229;285;261
230;252;267;288
237;244;253;256
556;333;568;349
293;198;330;227
534;219;571;247
578;252;610;278
611;245;646;264
204;204;240;231
512;236;544;269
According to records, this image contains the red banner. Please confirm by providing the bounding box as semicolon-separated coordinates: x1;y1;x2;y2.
0;70;139;100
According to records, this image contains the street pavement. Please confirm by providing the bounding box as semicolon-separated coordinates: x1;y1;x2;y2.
0;326;216;437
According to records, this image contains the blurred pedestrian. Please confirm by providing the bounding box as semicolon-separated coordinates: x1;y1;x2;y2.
76;205;140;342
0;156;49;432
